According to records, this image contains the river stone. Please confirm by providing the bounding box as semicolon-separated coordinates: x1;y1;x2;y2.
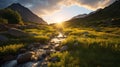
17;51;36;64
54;44;60;51
60;46;68;52
33;49;47;60
7;28;27;37
43;45;50;50
0;35;8;41
49;56;60;63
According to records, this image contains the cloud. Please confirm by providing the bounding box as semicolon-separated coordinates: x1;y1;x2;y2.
72;0;116;10
0;0;17;8
0;0;116;16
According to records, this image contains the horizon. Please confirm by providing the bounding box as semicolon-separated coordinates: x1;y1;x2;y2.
42;5;93;24
0;0;116;24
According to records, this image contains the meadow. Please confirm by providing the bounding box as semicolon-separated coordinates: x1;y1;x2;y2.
0;23;120;67
48;26;120;67
0;24;58;63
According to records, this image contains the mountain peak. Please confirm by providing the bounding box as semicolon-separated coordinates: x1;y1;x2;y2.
11;3;21;5
7;3;47;24
10;3;23;7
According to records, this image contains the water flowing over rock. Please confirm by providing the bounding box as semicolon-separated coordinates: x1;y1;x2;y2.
2;32;66;67
17;51;36;64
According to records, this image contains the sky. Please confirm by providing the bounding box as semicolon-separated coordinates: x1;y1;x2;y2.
43;5;92;23
0;0;116;24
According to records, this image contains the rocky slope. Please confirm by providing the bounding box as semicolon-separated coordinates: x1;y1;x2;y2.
7;3;47;24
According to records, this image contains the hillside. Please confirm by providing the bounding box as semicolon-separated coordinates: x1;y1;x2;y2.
7;3;47;24
67;0;120;27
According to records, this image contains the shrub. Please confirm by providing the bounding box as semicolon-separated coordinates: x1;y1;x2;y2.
0;18;8;24
0;44;24;56
0;8;23;24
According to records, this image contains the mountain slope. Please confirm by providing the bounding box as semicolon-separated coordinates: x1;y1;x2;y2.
72;14;87;19
67;0;120;27
7;3;47;24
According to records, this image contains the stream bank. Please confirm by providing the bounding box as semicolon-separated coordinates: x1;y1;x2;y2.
2;32;66;67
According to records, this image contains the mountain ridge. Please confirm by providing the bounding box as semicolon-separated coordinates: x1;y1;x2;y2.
67;0;120;27
7;3;47;24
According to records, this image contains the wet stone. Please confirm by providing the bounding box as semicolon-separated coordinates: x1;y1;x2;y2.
49;56;60;63
60;46;68;52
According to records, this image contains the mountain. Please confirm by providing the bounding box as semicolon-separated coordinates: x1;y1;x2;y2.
72;9;102;19
72;14;87;19
67;0;120;27
7;3;47;24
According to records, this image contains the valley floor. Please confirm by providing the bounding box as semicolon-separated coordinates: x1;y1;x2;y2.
0;24;120;67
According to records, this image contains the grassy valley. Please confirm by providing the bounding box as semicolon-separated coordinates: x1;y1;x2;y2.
47;1;120;67
0;1;120;67
48;26;120;67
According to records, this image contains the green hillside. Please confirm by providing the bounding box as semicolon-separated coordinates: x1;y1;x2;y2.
66;0;120;27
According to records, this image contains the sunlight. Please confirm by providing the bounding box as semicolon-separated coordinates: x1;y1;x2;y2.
55;17;64;23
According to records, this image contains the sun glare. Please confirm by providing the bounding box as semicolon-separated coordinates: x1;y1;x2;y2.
55;17;64;23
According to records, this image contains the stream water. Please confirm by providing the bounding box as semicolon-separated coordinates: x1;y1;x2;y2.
2;33;66;67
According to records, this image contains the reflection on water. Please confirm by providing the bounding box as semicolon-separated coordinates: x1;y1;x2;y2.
51;33;65;44
57;33;63;38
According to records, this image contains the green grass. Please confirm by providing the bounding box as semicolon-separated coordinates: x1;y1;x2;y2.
0;25;58;46
0;44;25;56
48;51;80;67
0;24;57;63
49;27;120;67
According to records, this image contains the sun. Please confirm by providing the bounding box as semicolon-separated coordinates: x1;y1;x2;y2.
55;17;64;23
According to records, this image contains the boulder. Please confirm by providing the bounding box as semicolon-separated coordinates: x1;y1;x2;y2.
0;35;8;41
45;50;51;55
54;44;60;51
0;24;8;31
17;51;36;64
7;28;27;37
43;45;50;50
33;49;47;60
